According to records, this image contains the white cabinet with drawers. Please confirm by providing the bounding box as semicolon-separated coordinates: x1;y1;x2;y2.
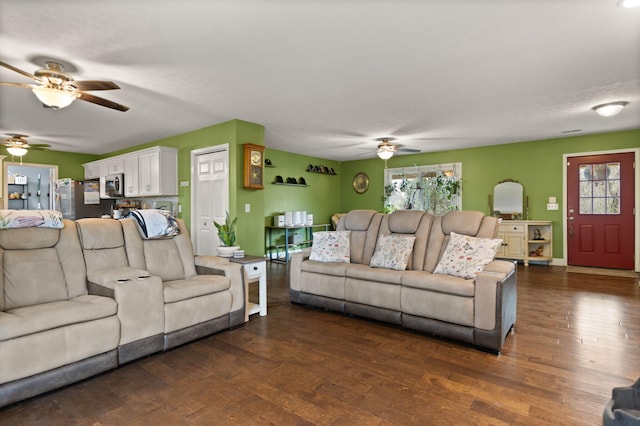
496;220;553;266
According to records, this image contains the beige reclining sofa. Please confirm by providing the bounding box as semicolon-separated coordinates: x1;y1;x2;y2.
290;209;517;353
0;212;244;407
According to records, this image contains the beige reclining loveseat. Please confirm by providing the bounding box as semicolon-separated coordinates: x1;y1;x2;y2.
290;209;517;353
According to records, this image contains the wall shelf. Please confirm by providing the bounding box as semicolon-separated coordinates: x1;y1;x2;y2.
272;182;309;187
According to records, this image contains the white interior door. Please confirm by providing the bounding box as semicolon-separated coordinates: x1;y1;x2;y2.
191;146;229;255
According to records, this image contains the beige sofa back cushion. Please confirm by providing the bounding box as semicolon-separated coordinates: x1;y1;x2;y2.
424;211;500;272
337;210;383;265
121;218;197;282
0;220;87;311
76;218;129;274
380;210;434;271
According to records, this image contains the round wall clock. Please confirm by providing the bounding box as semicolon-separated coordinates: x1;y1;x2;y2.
352;172;369;194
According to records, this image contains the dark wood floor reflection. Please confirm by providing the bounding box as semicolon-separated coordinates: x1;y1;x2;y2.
2;263;639;425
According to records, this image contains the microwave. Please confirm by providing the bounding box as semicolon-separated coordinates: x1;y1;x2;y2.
103;173;125;198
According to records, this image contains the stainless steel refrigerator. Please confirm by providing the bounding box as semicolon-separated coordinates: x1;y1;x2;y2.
56;178;114;219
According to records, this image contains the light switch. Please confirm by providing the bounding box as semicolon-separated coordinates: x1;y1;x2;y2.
180;181;190;187
245;203;251;213
547;203;559;210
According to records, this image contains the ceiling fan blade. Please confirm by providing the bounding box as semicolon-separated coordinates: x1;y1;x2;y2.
397;148;421;153
28;144;52;149
68;80;120;91
0;81;37;89
0;61;38;81
77;92;129;112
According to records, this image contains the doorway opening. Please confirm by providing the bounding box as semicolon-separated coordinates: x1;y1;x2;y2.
4;161;58;210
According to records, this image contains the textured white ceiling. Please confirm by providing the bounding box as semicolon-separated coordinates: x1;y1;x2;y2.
1;0;639;161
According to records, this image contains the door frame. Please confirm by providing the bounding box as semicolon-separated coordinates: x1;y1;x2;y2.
4;161;59;210
562;147;640;272
190;144;229;253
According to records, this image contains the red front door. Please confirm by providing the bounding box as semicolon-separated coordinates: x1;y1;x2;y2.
567;152;635;269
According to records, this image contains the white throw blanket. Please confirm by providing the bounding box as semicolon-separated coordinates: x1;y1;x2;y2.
0;210;64;229
128;209;179;239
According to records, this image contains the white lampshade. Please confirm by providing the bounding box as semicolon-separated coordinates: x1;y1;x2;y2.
618;0;640;7
32;87;76;109
7;146;28;157
592;101;628;117
377;145;395;160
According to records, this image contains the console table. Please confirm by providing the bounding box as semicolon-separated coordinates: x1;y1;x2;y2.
495;220;553;266
266;224;330;263
230;255;267;321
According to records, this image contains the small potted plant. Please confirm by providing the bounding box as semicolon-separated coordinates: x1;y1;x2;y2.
214;211;239;257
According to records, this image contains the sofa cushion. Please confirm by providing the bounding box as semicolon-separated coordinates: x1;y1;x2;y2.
163;275;230;304
433;231;502;279
346;263;403;285
0;226;60;250
401;270;475;297
143;239;186;282
301;259;349;277
3;248;68;310
343;210;377;231
441;211;486;236
309;231;350;263
387;210;424;234
0;295;117;341
370;234;416;271
76;218;125;249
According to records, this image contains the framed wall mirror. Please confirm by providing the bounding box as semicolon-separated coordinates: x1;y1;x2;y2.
493;179;523;220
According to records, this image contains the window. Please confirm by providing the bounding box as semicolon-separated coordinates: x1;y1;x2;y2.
384;163;462;215
578;162;620;215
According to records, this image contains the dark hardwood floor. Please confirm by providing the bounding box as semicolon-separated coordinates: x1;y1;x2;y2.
1;262;639;425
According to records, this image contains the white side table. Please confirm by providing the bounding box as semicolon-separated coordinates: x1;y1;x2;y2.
230;255;267;322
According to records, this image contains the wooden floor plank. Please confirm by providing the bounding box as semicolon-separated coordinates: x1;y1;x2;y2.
1;263;639;424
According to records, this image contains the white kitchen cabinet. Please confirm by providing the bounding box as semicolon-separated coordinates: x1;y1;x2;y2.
136;147;178;197
496;220;553;266
124;154;140;197
83;160;105;180
106;156;125;174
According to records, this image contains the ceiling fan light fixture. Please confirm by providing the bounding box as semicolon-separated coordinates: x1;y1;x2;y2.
7;146;28;157
592;101;628;117
377;145;395;160
618;0;640;7
32;86;76;109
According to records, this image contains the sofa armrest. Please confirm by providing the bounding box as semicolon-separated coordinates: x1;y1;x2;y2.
474;260;516;331
88;275;164;346
195;255;245;313
289;248;312;292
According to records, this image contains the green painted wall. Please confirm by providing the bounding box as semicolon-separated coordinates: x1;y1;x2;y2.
339;129;640;259
3;150;99;181
8;124;638;261
262;149;342;251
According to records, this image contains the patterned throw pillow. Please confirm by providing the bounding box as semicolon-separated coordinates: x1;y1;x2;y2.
309;231;351;263
434;231;503;279
370;234;416;270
